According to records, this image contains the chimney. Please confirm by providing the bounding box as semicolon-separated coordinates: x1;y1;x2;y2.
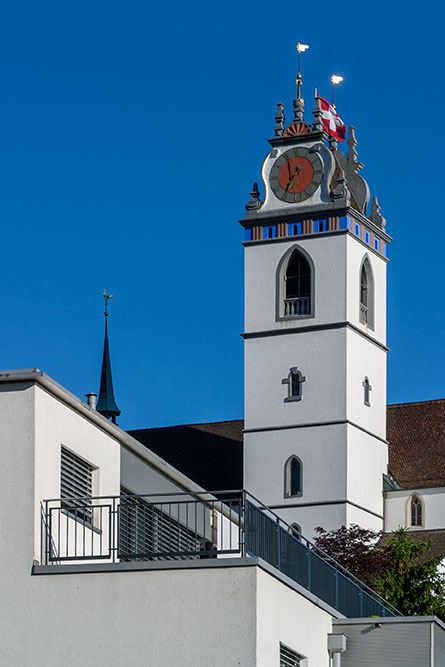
85;392;97;410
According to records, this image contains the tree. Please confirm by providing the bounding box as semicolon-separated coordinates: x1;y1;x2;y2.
313;524;385;586
377;529;445;619
313;525;445;620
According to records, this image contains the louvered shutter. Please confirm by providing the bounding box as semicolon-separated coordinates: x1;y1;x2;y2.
61;447;94;521
279;643;303;667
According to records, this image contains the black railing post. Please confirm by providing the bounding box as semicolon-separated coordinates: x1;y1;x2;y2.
277;524;281;572
112;497;116;563
307;543;311;592
335;565;339;610
244;494;249;558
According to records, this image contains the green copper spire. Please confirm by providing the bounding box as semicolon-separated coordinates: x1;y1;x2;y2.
96;290;121;424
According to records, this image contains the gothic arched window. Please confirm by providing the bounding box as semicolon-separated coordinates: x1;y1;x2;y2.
359;256;374;329
285;251;311;317
290;523;302;539
284;456;302;498
410;495;423;527
276;246;314;320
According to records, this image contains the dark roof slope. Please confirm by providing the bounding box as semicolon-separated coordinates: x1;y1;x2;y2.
129;398;445;493
128;420;244;492
387;398;445;489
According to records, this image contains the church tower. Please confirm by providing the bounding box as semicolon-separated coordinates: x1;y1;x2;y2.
241;73;391;538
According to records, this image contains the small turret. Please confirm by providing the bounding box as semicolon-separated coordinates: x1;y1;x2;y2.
96;290;121;424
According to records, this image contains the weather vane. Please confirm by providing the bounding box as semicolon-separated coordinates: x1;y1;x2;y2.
296;43;309;100
331;74;344;107
103;288;115;317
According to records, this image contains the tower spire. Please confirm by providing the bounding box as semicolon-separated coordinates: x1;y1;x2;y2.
96;289;121;424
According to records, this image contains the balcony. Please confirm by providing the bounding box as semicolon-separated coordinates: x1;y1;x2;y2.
284;296;311;317
40;490;400;619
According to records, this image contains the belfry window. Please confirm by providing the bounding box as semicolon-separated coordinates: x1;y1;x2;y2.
284;456;302;498
359;256;374;329
410;495;423;527
285;250;311;317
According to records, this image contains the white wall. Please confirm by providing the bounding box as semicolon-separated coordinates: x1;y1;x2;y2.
385;487;445;532
256;567;333;666
346;234;387;344
346;424;387;524
346;329;387;439
245;327;346;430
34;384;121;562
244;234;347;334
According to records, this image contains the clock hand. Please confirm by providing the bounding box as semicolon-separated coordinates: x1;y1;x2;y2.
285;165;302;192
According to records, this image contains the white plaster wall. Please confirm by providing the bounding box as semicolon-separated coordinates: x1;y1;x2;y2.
346;424;387;525
1;565;259;666
244;234;347;333
34;384;121;561
245;327;346;430
346;234;387;344
385;487;445;532
274;504;350;541
0;383;35;576
244;424;349;539
346;503;384;533
346;329;387;439
256;567;333;666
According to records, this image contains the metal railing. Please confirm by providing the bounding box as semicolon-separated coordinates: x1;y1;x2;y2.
40;490;400;618
284;296;311;316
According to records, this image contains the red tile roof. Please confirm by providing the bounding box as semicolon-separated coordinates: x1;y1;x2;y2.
387;398;445;489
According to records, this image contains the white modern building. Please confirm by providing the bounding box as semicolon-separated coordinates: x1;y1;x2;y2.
1;75;445;666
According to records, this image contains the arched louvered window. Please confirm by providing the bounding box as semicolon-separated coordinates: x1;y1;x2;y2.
359;256;374;329
284;456;302;498
285;251;311;317
410;495;423;527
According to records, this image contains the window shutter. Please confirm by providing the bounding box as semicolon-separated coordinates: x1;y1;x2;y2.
61;447;94;520
279;643;303;667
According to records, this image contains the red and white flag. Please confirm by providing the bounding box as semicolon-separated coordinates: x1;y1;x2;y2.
318;96;346;142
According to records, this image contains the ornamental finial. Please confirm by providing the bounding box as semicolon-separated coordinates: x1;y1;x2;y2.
370;195;386;228
245;182;262;211
274;103;285;137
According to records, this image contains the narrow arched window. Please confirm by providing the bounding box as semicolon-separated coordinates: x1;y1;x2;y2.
290;523;301;539
411;495;423;527
284;456;302;498
359;256;374;329
285;251;311;317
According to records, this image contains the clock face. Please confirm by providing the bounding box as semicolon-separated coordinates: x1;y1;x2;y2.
270;147;323;203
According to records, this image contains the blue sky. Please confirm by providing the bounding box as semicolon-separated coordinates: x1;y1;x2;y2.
0;1;443;429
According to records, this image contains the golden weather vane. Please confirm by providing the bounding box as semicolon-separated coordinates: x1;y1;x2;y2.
295;43;310;100
331;74;344;107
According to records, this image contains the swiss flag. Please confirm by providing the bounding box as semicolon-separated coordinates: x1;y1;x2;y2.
318;96;346;142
